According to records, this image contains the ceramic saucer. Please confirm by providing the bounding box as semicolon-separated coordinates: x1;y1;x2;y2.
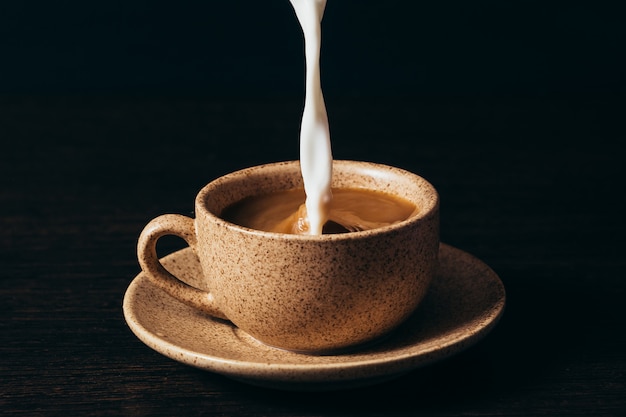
123;243;505;391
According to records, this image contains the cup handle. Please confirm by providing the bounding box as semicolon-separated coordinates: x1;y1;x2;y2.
137;214;227;319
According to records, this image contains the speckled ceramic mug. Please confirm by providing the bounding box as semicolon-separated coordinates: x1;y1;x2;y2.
137;160;439;353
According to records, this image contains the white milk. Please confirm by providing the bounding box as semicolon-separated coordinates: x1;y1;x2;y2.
289;0;333;235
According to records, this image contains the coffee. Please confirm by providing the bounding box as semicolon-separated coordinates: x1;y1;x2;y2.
221;188;418;235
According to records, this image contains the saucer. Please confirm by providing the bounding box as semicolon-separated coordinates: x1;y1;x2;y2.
123;243;505;391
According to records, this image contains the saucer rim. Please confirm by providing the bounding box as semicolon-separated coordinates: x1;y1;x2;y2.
123;243;505;389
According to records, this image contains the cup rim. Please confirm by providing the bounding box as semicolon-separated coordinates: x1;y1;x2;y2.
195;160;439;241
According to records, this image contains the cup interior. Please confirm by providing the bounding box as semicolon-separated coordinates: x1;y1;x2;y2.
196;160;438;232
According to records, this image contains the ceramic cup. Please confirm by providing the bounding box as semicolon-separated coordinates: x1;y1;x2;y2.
137;160;439;353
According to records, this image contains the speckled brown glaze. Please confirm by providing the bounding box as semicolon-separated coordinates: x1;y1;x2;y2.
137;160;439;353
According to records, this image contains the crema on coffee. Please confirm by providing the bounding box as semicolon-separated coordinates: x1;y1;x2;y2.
221;188;418;235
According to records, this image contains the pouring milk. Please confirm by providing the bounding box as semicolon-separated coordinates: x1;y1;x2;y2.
220;1;418;236
289;0;333;235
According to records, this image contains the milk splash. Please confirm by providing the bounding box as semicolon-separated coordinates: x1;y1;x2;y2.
289;0;333;235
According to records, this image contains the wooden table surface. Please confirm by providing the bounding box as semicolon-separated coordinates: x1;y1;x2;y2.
1;93;624;416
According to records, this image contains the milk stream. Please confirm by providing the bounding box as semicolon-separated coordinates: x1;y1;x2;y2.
289;0;333;235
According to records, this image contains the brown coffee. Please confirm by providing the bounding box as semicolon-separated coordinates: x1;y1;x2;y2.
221;188;418;235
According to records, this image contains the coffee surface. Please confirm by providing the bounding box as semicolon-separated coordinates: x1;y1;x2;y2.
221;188;418;235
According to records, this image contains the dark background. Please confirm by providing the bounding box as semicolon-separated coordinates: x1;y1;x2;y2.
1;0;623;96
1;1;624;416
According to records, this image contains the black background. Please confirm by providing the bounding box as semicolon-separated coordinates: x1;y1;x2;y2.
1;1;625;416
1;0;623;96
